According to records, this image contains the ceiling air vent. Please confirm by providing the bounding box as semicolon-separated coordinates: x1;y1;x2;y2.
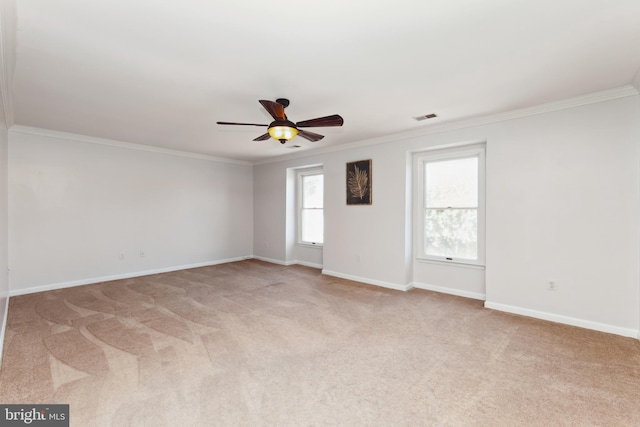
413;113;437;121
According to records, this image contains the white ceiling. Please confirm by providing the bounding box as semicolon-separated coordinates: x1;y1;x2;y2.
7;0;640;162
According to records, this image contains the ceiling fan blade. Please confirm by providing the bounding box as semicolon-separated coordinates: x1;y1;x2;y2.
253;133;272;141
297;129;325;142
259;100;286;121
296;114;343;128
217;121;268;127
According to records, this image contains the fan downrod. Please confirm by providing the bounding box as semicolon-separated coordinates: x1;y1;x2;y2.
275;98;290;108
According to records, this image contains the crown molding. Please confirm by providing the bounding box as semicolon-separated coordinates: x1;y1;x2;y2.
0;0;15;128
254;85;639;166
8;84;638;168
9;126;253;166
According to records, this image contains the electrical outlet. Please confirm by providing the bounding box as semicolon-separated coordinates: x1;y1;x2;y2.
547;280;557;291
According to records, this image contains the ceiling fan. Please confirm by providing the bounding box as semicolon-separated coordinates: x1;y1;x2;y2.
217;98;344;144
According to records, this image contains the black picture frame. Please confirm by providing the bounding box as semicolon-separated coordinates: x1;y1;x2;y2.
346;159;372;205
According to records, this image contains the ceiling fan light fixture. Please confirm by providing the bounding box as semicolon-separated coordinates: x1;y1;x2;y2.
217;99;343;144
268;121;298;142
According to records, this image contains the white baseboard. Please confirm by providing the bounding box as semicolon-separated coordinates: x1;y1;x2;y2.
251;256;292;266
0;295;9;369
8;256;250;297
252;256;322;269
485;301;640;339
321;269;411;292
412;282;486;301
291;260;322;269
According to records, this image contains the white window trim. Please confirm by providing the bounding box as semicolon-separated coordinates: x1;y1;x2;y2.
297;167;324;247
413;146;486;266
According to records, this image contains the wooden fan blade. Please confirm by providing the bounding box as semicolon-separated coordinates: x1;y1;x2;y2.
296;114;343;128
253;133;272;141
297;129;325;142
259;100;286;121
217;121;268;127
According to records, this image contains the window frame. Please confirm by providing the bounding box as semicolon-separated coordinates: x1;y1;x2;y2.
414;146;486;266
297;167;324;247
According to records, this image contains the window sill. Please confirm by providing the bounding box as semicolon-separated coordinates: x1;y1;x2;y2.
416;257;485;270
297;242;323;249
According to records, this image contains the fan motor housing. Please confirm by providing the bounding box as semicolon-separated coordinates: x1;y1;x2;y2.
275;98;290;108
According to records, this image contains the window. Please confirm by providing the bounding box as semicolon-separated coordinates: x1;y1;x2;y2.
415;147;485;265
298;168;323;245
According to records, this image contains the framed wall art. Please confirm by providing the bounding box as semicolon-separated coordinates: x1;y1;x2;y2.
346;159;372;205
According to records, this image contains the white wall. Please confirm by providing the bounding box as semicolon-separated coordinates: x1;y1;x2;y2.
8;129;254;293
254;160;288;263
294;245;322;268
484;98;640;336
254;93;640;337
255;147;410;289
0;0;14;367
254;160;324;268
323;144;410;289
0;121;8;363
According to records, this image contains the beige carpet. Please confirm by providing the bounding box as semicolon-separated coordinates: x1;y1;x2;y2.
1;260;639;426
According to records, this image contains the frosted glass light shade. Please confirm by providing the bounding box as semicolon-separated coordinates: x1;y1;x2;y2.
268;125;298;140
